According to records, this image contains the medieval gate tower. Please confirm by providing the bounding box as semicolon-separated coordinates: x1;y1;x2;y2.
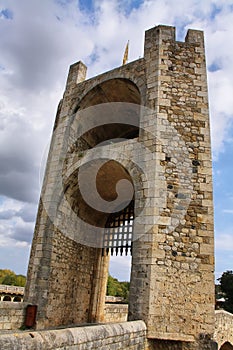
25;25;215;349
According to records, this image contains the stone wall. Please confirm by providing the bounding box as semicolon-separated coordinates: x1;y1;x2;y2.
25;204;109;329
0;302;26;330
104;303;128;323
151;337;217;350
0;320;150;350
128;25;215;343
40;230;103;327
214;310;233;349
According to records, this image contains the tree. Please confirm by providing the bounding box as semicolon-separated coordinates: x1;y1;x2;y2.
0;269;13;283
215;283;224;300
0;269;26;287
15;275;26;287
2;274;17;286
106;275;130;302
218;270;233;313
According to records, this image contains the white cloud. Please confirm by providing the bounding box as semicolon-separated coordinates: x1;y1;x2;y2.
109;255;131;281
0;197;35;256
222;209;233;214
215;233;233;251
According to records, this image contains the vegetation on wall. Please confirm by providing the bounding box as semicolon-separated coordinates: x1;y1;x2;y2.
0;269;26;287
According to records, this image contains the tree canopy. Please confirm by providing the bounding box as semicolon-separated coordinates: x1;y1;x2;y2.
0;269;26;287
217;270;233;313
106;275;130;302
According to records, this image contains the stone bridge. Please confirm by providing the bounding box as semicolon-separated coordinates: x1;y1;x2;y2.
102;308;233;349
0;304;233;349
1;283;233;350
102;306;233;349
215;310;233;349
0;284;24;302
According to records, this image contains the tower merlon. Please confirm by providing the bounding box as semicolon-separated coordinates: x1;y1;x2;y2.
65;60;87;90
185;29;204;47
144;25;204;54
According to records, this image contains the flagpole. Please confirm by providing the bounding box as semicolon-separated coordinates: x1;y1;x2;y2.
122;40;129;65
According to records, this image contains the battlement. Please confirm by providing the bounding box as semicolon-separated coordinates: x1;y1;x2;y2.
66;25;205;93
145;24;204;45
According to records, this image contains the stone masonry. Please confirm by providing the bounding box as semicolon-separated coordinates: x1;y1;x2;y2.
214;310;233;348
0;321;150;350
0;302;26;331
24;25;215;349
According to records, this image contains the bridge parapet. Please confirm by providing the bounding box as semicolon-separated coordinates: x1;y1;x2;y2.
0;285;24;302
0;320;148;349
215;310;233;349
0;285;24;295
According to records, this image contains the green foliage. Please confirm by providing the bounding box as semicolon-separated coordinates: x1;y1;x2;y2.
0;269;12;280
0;269;26;287
106;275;130;302
215;284;223;299
218;270;233;313
2;274;17;285
16;275;27;287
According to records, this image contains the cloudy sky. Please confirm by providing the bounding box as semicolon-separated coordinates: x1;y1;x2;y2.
0;0;232;282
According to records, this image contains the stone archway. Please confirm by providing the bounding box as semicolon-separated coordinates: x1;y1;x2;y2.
220;342;233;350
76;77;141;110
13;296;22;302
61;78;142;325
25;74;142;329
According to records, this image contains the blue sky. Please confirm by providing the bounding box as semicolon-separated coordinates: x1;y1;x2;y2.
0;0;232;282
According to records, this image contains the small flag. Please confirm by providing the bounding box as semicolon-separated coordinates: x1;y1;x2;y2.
122;41;129;65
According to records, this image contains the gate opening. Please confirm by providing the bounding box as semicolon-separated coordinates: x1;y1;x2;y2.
104;201;134;310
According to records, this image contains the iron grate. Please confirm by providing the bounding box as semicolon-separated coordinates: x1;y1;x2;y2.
103;201;134;256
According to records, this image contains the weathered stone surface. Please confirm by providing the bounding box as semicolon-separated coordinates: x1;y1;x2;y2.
0;321;149;350
0;302;26;330
214;310;233;349
104;304;128;323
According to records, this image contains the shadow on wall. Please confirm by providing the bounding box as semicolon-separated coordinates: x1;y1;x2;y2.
1;295;22;302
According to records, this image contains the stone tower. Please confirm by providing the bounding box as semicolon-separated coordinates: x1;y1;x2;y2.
24;25;215;348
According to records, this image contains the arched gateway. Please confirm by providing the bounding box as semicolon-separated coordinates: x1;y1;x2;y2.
220;342;233;350
24;25;216;349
